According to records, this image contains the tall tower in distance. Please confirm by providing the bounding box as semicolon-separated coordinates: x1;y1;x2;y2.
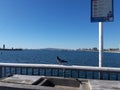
3;44;5;49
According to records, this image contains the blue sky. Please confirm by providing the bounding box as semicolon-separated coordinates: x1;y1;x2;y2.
0;0;120;49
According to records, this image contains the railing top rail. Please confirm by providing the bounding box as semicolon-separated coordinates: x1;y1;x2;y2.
0;63;120;72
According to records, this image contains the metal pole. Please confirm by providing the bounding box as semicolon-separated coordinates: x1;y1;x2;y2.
99;22;103;67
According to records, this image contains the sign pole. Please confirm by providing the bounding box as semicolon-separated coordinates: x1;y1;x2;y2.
91;0;113;79
99;22;103;67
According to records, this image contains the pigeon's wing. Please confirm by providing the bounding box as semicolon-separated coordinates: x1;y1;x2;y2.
57;56;62;61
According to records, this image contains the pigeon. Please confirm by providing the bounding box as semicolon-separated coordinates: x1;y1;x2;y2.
57;56;68;65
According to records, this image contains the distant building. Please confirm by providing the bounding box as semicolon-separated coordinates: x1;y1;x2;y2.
3;44;5;49
92;47;98;51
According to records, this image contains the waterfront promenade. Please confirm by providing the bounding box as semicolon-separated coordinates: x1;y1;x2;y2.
0;75;120;90
0;63;120;89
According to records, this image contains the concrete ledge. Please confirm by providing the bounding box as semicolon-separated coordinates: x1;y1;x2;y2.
0;75;83;90
0;81;81;90
1;75;120;90
1;75;42;85
89;80;120;90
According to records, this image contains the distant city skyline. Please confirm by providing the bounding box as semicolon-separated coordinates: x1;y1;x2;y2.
0;0;120;49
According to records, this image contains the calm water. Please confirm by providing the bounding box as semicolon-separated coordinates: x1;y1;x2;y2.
0;50;120;68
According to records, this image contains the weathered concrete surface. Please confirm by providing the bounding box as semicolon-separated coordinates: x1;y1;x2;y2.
1;75;120;90
0;75;82;90
41;77;80;87
0;81;80;90
80;81;90;90
1;75;42;85
89;80;120;90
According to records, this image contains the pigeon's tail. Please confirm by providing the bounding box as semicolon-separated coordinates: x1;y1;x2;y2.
62;60;68;63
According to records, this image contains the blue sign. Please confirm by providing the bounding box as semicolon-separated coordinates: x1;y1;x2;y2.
91;0;114;22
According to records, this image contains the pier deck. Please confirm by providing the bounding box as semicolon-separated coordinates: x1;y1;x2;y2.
0;75;120;90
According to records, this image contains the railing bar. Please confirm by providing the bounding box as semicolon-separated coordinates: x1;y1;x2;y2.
57;69;59;76
4;66;6;77
44;68;46;76
108;72;110;80
14;67;17;74
9;67;12;76
100;72;103;80
38;68;39;75
34;68;38;75
15;67;17;74
116;73;118;80
20;67;22;75
92;72;95;79
59;69;62;77
0;67;2;78
12;67;14;75
77;70;79;78
38;68;41;75
85;71;87;79
63;69;65;77
12;67;14;76
32;68;34;75
51;69;53;76
70;70;72;78
26;67;28;75
36;68;39;75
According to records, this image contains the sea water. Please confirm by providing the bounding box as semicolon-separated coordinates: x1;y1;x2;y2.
0;49;120;68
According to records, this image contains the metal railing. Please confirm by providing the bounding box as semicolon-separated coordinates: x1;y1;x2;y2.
0;63;120;80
